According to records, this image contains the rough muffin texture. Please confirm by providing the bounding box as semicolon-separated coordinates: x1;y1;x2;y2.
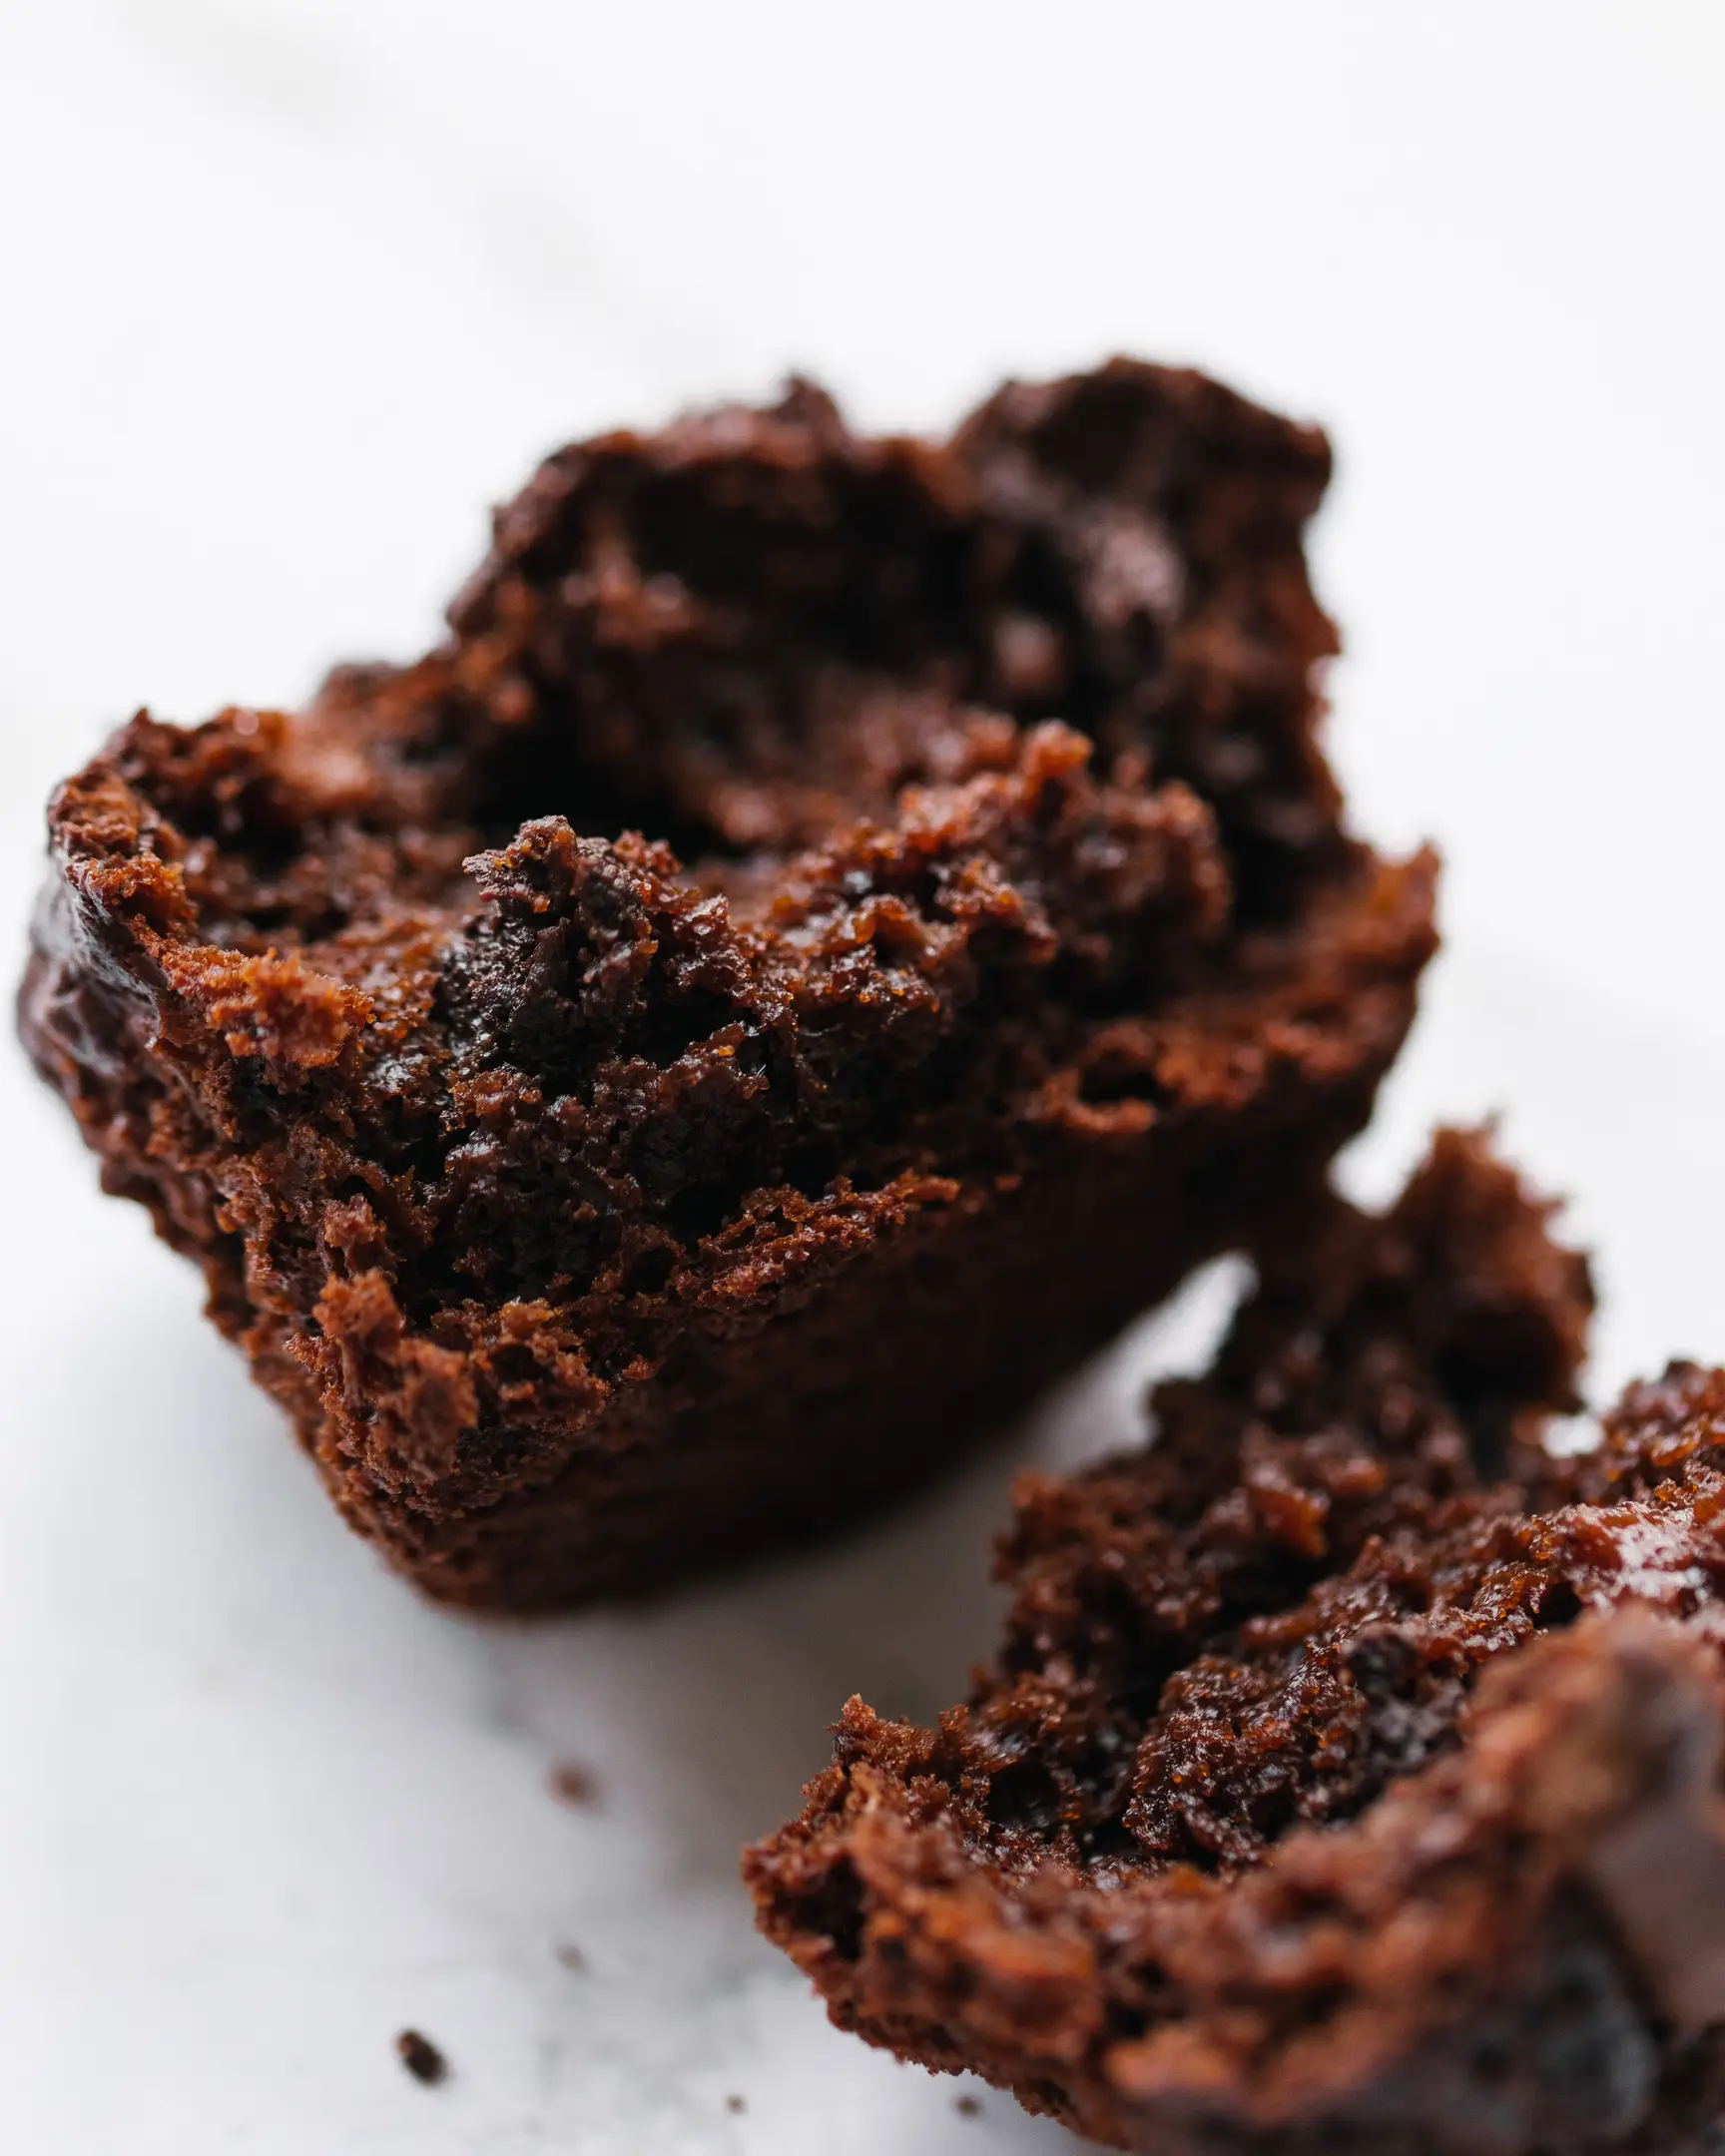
20;361;1436;1608
748;1132;1725;2154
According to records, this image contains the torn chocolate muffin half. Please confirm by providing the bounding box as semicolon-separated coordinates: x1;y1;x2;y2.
20;360;1434;1608
748;1131;1725;2155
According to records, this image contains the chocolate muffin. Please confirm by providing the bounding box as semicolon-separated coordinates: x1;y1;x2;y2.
748;1132;1725;2154
20;361;1435;1608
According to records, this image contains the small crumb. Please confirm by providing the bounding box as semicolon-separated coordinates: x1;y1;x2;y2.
954;2093;981;2117
725;2093;747;2114
395;2029;448;2086
554;1941;587;1972
549;1761;600;1809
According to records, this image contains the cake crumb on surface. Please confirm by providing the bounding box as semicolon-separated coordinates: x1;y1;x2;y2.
394;2029;447;2086
549;1761;600;1809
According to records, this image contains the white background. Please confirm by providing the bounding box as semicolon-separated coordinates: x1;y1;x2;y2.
0;3;1721;2149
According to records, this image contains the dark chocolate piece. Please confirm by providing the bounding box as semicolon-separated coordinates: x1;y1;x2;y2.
748;1133;1725;2154
20;361;1434;1608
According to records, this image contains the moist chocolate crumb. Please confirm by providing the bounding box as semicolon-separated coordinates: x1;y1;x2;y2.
554;1941;587;1972
749;1131;1725;2153
395;2029;448;2086
19;358;1435;1611
725;2093;747;2114
549;1762;600;1809
954;2093;982;2117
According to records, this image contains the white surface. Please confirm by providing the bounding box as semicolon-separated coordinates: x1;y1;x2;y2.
0;3;1722;2149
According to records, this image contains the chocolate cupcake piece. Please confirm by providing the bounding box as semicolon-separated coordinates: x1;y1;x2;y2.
20;362;1434;1609
748;1133;1725;2155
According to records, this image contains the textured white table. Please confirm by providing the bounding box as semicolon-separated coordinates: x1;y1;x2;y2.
1;4;1722;2148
